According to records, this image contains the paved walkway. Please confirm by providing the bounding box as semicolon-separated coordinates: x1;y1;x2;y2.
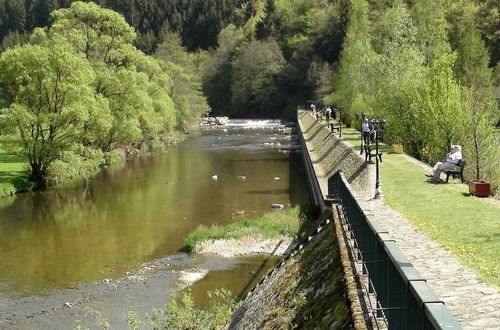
363;197;500;329
300;115;500;329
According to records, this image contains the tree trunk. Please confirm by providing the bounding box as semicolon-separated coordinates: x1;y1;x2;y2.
29;162;46;188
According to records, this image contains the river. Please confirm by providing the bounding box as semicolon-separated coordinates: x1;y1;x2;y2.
0;120;308;329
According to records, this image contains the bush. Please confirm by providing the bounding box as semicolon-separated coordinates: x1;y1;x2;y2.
127;289;236;330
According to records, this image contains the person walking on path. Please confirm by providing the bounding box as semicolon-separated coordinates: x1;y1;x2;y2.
361;119;371;144
426;145;462;183
325;106;332;123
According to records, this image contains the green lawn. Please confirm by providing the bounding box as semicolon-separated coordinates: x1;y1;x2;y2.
0;149;32;197
337;125;500;287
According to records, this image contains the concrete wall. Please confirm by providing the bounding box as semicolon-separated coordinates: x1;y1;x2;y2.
297;110;373;200
229;112;376;329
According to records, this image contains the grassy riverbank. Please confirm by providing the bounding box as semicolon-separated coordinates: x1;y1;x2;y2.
331;123;500;287
184;206;314;252
0;148;33;197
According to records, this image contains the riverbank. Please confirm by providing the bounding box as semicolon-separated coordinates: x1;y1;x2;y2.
184;206;314;257
0;148;34;198
0;132;187;199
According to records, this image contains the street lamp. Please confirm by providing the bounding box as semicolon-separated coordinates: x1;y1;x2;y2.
336;105;344;138
372;119;386;199
356;113;363;155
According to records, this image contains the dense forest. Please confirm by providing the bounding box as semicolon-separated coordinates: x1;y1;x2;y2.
0;0;498;188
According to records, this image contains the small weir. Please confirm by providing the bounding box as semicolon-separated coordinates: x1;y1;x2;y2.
0;120;309;328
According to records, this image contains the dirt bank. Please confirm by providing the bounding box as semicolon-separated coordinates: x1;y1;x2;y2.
194;235;294;258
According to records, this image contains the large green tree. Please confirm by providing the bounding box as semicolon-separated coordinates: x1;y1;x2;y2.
231;38;286;117
411;0;451;64
0;40;98;184
154;31;210;131
36;2;178;153
331;0;377;118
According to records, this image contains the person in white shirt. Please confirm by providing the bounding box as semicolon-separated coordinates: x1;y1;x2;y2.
426;145;462;182
325;106;332;123
361;119;370;144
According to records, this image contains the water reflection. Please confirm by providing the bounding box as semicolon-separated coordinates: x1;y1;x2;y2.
0;121;308;297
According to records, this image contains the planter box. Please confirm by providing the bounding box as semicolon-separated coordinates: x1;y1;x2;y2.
468;180;491;197
392;144;404;154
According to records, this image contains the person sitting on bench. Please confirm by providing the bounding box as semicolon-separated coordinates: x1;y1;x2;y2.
426;145;462;183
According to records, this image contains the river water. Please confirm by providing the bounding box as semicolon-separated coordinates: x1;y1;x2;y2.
0;120;308;328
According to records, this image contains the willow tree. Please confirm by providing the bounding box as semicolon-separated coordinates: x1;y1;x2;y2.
0;40;97;185
37;2;177;153
418;54;463;162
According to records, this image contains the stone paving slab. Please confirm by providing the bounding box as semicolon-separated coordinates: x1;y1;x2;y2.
298;113;500;329
362;197;500;329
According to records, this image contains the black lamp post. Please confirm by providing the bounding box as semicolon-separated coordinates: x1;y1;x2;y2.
372;119;386;199
337;105;344;138
356;113;364;155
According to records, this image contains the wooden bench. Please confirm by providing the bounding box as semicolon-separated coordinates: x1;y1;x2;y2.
329;123;340;133
364;144;382;163
444;159;465;183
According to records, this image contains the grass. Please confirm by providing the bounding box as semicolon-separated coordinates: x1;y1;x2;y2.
0;148;33;197
337;125;500;287
183;205;316;252
381;152;500;287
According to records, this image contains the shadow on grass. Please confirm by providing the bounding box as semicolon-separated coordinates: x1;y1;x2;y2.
0;151;34;194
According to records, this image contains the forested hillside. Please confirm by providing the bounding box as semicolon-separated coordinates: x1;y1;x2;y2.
0;0;247;51
0;0;498;188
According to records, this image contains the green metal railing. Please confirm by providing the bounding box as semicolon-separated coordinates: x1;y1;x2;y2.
328;171;462;330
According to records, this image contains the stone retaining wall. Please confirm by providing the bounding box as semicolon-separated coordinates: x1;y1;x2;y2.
298;111;372;198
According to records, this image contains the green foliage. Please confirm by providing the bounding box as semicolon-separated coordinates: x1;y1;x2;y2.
203;0;350;117
411;0;451;64
0;0;246;53
330;0;498;188
455;15;493;91
184;206;307;251
0;2;210;186
202;24;244;116
331;0;377;121
0;39;98;184
155;30;210;130
231;38;286;117
143;289;235;330
475;0;500;66
417;54;463;161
